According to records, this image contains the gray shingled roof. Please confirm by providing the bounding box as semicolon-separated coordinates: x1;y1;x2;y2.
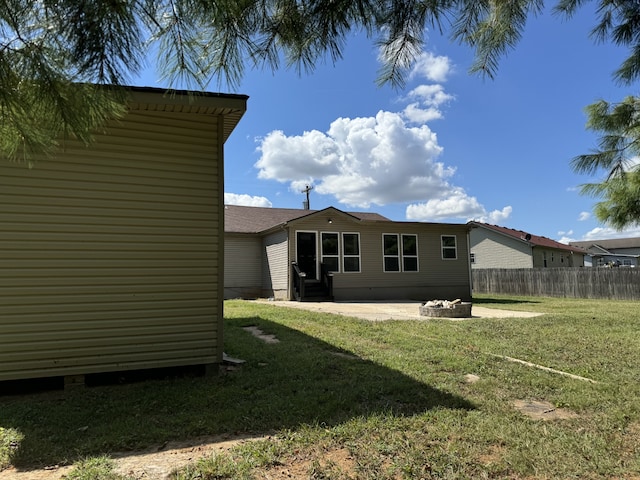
570;237;640;251
225;205;390;233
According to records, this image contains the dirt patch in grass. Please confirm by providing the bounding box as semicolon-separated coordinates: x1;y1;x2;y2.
618;421;640;463
265;447;358;480
0;434;261;480
243;325;280;344
476;444;506;466
512;400;579;421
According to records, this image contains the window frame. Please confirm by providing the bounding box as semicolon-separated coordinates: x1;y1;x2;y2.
441;235;458;260
383;233;400;272
342;232;361;273
401;234;419;272
383;233;420;272
320;231;340;273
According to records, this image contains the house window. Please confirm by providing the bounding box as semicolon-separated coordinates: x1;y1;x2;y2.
470;253;476;264
342;233;360;272
441;235;457;260
383;234;419;272
402;234;418;272
383;234;400;272
321;232;339;272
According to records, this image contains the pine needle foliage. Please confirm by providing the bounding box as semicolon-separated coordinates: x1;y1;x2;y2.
572;96;640;228
2;0;640;178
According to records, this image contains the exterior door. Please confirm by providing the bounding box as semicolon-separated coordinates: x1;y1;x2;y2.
296;231;317;279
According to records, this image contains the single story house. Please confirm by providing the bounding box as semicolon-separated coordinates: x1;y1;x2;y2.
570;237;640;267
468;222;587;268
224;205;472;302
0;86;248;382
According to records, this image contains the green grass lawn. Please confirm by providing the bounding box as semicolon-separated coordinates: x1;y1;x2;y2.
2;295;640;479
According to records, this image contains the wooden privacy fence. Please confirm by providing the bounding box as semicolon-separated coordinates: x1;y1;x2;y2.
472;268;640;300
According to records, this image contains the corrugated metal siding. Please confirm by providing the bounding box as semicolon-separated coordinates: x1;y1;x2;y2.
224;234;263;298
264;230;289;297
0;111;222;381
470;229;532;268
287;212;471;300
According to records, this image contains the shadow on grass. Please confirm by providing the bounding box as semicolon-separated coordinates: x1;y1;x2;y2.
1;316;475;471
472;296;541;305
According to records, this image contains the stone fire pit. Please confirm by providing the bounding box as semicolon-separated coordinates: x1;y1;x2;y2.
419;299;472;318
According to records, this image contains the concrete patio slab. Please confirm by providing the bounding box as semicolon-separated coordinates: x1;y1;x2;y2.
252;300;544;322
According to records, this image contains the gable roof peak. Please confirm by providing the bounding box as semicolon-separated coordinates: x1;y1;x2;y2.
224;204;391;233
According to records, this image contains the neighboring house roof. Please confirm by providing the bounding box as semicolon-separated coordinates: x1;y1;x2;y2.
570;237;640;252
224;205;391;234
469;222;587;255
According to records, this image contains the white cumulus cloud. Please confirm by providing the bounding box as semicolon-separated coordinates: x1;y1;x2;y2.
482;206;513;224
402;103;444;123
255;129;340;182
406;198;512;223
402;84;454;123
224;193;272;208
583;226;640;240
557;230;575;244
578;211;591;221
256;110;460;208
402;76;455;124
409;51;453;82
250;47;505;221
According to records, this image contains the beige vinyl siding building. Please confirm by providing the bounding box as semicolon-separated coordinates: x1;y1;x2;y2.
263;230;289;298
224;235;263;299
223;225;290;300
225;205;472;301
287;211;470;300
0;87;247;382
470;228;534;268
469;222;586;269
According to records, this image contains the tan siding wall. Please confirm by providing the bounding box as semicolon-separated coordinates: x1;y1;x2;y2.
470;229;533;268
0;111;222;381
288;211;471;300
532;247;584;268
264;230;289;298
224;234;263;298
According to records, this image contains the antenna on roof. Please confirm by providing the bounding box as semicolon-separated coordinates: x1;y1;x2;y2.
301;184;313;210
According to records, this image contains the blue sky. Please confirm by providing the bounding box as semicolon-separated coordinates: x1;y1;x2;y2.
137;4;639;243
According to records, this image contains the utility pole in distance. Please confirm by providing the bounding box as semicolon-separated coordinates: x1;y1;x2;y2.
301;184;313;210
